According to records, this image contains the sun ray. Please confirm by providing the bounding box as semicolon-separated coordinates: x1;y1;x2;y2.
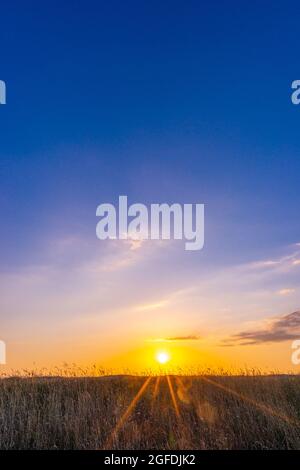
153;376;160;399
103;376;152;449
201;376;296;426
166;375;180;418
175;375;187;390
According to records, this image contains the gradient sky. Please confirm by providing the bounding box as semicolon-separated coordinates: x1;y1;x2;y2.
0;1;300;373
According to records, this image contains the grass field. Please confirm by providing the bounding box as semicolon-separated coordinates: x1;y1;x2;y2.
1;374;300;449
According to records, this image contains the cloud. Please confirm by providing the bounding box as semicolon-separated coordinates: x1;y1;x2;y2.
277;288;295;296
247;247;300;274
148;334;201;342
165;334;201;341
251;260;281;269
223;310;300;346
135;300;169;312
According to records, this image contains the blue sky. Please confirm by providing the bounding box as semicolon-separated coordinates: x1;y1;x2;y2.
0;1;300;371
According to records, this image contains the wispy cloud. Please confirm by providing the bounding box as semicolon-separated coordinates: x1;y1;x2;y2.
247;249;300;274
277;288;296;296
148;334;201;342
135;300;169;312
223;310;300;346
165;334;201;341
250;260;281;269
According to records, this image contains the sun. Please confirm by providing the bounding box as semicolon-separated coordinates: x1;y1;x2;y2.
156;351;170;365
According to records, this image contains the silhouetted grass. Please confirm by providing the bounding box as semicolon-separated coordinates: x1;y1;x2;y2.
1;374;300;449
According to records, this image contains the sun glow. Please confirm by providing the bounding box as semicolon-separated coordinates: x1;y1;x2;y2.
156;351;170;365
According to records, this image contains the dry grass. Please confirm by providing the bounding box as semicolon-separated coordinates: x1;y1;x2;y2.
1;374;300;449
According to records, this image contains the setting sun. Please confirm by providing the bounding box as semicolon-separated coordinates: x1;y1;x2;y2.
156;351;170;365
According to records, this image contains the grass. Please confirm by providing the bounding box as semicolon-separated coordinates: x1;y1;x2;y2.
1;373;300;449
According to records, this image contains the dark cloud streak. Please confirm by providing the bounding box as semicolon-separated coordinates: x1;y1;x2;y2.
165;335;201;341
223;310;300;346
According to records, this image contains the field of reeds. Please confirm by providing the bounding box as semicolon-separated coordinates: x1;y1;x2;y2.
1;374;300;449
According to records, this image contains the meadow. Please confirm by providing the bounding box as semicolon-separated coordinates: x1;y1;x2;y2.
1;373;300;449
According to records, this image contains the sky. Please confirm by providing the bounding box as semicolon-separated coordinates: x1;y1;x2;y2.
0;1;300;373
